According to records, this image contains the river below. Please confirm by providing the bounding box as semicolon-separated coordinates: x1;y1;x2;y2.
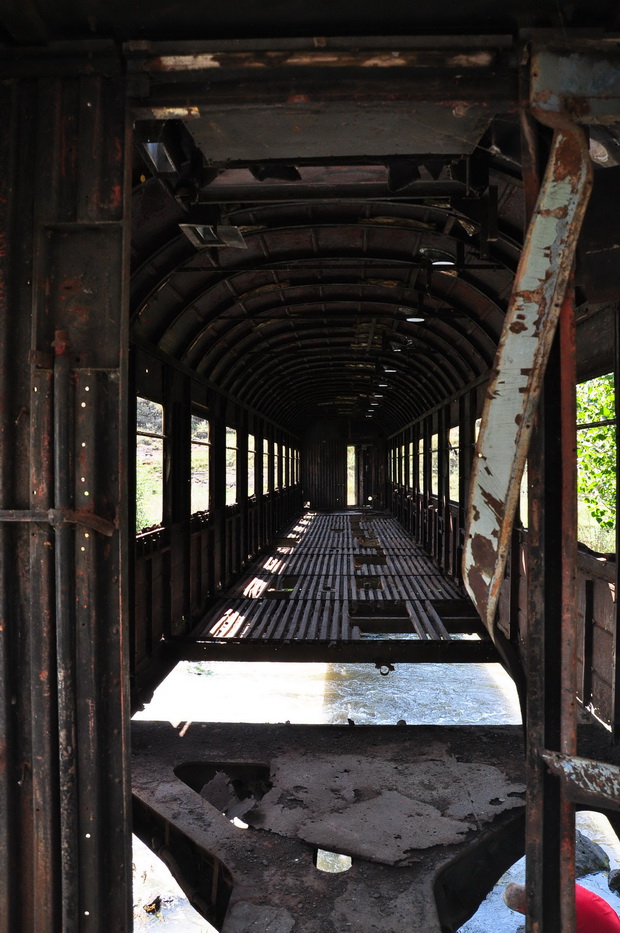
132;658;620;931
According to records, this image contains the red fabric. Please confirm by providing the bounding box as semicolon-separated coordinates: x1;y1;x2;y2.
576;884;620;933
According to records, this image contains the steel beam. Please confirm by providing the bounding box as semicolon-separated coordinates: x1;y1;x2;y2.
463;119;591;630
542;752;620;811
0;70;132;932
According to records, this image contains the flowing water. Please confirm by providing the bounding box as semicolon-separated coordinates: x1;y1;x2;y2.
132;659;620;931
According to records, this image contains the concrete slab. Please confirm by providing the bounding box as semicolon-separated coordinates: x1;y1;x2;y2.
132;722;526;932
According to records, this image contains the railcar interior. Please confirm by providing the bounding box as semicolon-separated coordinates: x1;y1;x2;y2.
3;2;620;931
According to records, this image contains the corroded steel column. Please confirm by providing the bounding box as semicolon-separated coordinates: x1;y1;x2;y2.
463;120;591;631
0;59;132;932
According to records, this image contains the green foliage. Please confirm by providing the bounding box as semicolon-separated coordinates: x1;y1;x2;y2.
576;373;616;534
135;466;151;533
135;458;163;532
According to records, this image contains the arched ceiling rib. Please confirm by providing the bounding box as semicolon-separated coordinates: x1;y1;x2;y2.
130;127;528;435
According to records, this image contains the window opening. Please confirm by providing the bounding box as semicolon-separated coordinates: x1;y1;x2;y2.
347;445;356;505
430;433;439;496
409;441;414;487
274;442;280;491
418;437;425;494
190;414;210;514
400;443;405;486
136;397;164;532
263;439;270;495
225;427;237;506
248;434;255;498
576;372;616;552
448;427;459;502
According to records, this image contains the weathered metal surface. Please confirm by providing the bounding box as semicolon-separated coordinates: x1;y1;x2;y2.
531;44;620;126
0;508;116;535
463;121;592;630
542;752;620;811
0;73;132;933
133;721;526;933
126;34;515;161
559;293;578;755
169;512;495;665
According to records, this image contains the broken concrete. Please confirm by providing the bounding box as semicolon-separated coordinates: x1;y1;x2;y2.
133;723;526;932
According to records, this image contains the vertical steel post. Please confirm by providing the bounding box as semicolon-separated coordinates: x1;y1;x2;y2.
526;291;578;933
0;63;132;932
53;329;79;931
613;309;620;740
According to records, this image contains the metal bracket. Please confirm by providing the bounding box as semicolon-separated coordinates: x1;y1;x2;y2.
0;508;117;536
542;750;620;812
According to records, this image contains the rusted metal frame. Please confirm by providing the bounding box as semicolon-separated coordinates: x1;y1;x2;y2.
130;335;294;437
614;307;620;740
542;752;620;812
558;295;578;759
166;637;499;665
130;61;515;113
210;398;227;589
0;78;32;933
126;33;514;59
524;41;620;931
29;360;58;932
463;122;592;631
168;369;192;636
0;508;116;535
132;791;233;927
582;579;594;709
523;286;579;933
74;369;105;927
52;331;80;931
31;73;133;931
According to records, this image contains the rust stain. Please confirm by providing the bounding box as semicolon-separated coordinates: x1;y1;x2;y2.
109;184;122;212
481;487;504;523
60;277;83;296
509;320;528;334
563;95;593;121
553;130;590;181
470;530;497;576
539;206;568;219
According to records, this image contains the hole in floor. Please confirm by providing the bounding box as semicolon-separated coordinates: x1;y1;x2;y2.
174;761;272;824
132;835;218;931
315;848;353;873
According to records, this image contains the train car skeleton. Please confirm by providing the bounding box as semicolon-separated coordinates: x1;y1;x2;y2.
2;3;620;930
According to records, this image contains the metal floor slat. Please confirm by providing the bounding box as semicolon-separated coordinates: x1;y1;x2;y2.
176;512;495;663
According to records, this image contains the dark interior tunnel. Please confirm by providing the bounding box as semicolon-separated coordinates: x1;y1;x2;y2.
3;4;620;931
